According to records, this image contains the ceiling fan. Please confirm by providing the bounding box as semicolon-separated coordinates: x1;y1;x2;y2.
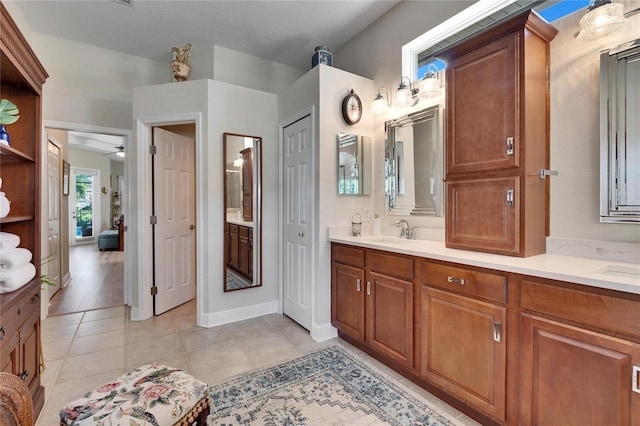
104;144;125;157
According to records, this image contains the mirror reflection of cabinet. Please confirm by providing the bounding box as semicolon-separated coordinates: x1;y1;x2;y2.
223;133;261;291
385;105;444;216
337;133;370;195
600;38;640;223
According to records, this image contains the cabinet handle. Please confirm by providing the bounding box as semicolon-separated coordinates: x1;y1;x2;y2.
493;322;502;343
32;294;40;304
356;278;361;292
366;281;371;295
506;137;514;155
505;189;514;207
0;326;4;340
20;370;30;381
447;276;465;285
633;365;640;394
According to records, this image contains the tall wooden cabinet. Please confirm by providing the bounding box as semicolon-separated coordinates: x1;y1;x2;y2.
442;11;557;257
241;147;253;222
0;1;48;418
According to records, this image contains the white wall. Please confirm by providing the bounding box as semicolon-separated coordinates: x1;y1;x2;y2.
132;79;278;322
68;147;112;234
278;65;374;335
549;3;640;243
30;33;169;130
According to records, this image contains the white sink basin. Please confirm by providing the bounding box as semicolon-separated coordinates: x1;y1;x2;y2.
596;264;640;278
364;236;418;245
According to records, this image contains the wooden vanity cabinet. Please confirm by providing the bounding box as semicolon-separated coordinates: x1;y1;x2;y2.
519;277;640;426
419;261;508;422
442;11;557;257
0;280;44;414
366;250;414;368
226;223;253;280
331;244;414;368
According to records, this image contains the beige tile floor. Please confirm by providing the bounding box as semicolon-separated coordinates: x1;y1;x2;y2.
37;300;480;425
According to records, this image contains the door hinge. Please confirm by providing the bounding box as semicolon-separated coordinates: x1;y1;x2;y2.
505;189;514;207
493;322;502;342
149;145;157;155
506;137;514;155
150;215;157;225
150;286;158;296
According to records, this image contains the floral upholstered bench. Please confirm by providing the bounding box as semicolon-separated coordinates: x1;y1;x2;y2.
59;363;210;425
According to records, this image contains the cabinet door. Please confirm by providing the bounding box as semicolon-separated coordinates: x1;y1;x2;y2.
238;235;250;275
366;272;413;368
420;287;506;421
241;148;253;222
520;314;640;426
446;177;519;256
332;263;365;342
446;34;518;175
19;311;40;394
1;331;19;375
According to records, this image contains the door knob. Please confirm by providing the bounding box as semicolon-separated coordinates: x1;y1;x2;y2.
189;224;195;230
298;232;304;237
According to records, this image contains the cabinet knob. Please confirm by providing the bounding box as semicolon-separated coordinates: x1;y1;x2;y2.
32;294;40;304
20;369;30;381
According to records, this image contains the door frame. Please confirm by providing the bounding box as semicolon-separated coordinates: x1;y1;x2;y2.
278;106;316;333
134;113;203;322
41;121;132;319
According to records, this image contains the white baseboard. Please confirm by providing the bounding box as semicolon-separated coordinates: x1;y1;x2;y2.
311;322;338;342
200;300;279;328
62;272;71;288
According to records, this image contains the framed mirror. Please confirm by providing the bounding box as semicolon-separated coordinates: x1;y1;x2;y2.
385;105;444;216
337;133;371;195
223;133;262;291
600;38;640;223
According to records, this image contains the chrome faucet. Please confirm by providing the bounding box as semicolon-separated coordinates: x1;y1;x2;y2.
395;219;416;239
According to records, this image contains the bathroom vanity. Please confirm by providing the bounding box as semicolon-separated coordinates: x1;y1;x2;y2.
330;236;639;426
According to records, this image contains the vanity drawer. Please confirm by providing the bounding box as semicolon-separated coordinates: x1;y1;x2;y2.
521;278;640;338
0;286;39;341
332;244;364;268
422;262;506;304
367;251;414;281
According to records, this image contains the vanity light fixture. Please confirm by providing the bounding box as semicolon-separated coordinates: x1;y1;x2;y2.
372;87;391;115
418;64;441;99
577;0;626;40
394;76;419;108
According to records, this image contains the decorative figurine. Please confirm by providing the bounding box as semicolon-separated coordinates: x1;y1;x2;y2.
171;43;192;82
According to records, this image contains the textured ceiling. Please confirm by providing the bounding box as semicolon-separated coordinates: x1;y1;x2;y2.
9;0;402;70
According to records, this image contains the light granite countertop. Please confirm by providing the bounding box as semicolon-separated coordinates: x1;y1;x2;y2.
226;218;254;228
329;234;640;296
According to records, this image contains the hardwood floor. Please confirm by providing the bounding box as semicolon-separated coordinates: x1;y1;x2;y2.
48;244;124;316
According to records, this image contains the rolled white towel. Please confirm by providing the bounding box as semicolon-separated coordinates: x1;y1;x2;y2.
0;232;20;249
0;191;9;218
0;262;36;293
0;248;32;270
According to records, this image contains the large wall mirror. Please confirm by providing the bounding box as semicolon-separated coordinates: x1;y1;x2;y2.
223;133;262;291
385;105;444;216
337;133;371;195
600;38;640;223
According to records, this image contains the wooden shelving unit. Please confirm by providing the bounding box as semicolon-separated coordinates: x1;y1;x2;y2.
0;1;49;418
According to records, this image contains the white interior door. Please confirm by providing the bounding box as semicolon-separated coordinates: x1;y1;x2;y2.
46;141;61;298
153;127;196;315
283;115;313;330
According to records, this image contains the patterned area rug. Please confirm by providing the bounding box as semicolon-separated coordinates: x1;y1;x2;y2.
208;346;457;425
226;268;253;291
